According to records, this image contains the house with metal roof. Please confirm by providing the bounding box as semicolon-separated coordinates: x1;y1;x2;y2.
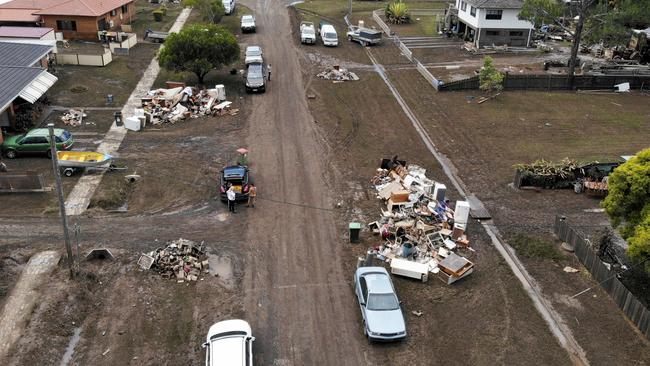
0;0;135;40
454;0;534;48
0;41;57;141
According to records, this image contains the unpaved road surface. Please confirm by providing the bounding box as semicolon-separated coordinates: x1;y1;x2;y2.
0;251;60;360
241;0;368;364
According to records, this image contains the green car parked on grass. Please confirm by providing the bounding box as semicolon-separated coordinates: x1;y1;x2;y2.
1;128;74;159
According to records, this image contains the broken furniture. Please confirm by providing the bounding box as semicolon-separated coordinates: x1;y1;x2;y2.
366;158;475;285
437;253;474;284
317;66;359;81
390;258;429;282
138;238;209;282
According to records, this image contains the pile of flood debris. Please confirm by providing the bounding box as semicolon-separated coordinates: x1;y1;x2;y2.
364;157;474;285
61;109;86;126
127;83;238;130
137;238;209;282
317;65;359;81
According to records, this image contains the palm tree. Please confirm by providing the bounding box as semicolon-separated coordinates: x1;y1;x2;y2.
385;1;411;24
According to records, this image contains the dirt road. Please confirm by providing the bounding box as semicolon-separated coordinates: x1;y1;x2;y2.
240;0;369;364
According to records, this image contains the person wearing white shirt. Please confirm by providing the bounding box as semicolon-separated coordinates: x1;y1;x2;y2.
226;185;237;213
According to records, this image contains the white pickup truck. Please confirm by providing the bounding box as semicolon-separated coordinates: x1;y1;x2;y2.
300;21;316;44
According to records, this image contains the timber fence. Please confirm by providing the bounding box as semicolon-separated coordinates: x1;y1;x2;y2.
554;215;650;338
372;10;441;90
439;74;650;91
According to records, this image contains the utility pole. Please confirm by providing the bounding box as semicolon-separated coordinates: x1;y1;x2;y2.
48;123;74;278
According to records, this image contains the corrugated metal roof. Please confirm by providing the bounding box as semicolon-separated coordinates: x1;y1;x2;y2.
0;41;55;112
0;66;42;111
0;26;53;38
0;41;52;66
464;0;524;9
19;69;56;103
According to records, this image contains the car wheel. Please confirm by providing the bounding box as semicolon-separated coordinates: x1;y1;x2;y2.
63;168;74;177
347;35;353;42
46;149;52;159
5;149;16;159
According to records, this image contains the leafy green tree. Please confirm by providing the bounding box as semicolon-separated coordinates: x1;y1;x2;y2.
479;56;504;93
183;0;225;24
628;214;650;270
158;24;239;85
521;0;650;80
520;0;598;81
602;148;650;265
584;0;650;46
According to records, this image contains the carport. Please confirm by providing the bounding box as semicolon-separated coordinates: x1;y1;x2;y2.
0;41;57;142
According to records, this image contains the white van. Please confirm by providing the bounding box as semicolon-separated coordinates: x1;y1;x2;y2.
203;319;255;366
222;0;236;15
319;22;338;46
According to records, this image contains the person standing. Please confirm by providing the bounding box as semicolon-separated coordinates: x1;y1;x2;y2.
267;64;272;81
227;185;237;213
247;184;257;208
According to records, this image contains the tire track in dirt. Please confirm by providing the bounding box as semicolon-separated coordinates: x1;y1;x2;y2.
239;0;368;365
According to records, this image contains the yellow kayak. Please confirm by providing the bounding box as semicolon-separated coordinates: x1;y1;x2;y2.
57;151;112;168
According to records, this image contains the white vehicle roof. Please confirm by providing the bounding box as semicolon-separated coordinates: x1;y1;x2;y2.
207;320;252;366
321;24;336;32
241;15;254;21
245;46;262;56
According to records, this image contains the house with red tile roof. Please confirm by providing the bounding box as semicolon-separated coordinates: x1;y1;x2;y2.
0;0;135;40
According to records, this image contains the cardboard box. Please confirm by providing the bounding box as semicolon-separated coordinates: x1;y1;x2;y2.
390;190;411;203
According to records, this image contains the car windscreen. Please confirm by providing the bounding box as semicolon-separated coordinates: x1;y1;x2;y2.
304;28;315;35
324;32;337;39
367;293;399;311
246;49;261;56
56;131;72;142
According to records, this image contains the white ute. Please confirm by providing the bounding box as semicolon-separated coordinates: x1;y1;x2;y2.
203;319;255;366
222;0;236;15
244;45;263;65
299;21;316;44
240;15;256;32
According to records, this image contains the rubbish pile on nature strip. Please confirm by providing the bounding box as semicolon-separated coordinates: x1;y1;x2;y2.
61;109;86;126
137;238;209;282
366;157;474;285
317;66;359;81
139;86;239;125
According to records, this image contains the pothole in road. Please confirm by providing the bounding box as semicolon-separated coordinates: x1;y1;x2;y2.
208;254;234;289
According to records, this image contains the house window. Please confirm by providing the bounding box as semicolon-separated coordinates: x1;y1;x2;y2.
56;20;77;31
460;1;467;11
470;6;476;17
485;10;502;20
510;31;524;37
486;31;500;36
110;9;117;16
121;4;128;14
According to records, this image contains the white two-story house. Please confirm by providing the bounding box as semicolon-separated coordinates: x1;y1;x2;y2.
454;0;533;48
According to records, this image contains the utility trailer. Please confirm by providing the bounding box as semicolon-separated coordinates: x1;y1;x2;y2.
346;26;382;47
144;29;169;43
